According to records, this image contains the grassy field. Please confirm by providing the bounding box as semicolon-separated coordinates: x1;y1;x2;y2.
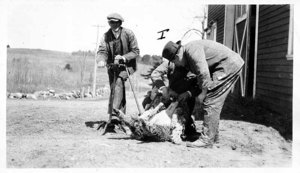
6;48;152;94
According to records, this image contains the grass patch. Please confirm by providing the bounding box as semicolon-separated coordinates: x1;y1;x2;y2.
7;48;152;94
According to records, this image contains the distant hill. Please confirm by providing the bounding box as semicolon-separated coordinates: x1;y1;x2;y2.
7;48;70;55
7;48;72;60
6;48;152;93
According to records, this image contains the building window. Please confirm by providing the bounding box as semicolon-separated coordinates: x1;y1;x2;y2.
286;5;293;60
206;21;217;41
235;5;247;23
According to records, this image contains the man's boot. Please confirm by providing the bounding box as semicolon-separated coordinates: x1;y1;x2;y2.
186;137;212;148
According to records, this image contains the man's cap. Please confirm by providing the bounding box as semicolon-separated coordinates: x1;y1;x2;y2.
107;13;124;22
162;41;181;61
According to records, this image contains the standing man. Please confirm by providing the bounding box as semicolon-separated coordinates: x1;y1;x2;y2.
97;13;140;116
162;40;244;147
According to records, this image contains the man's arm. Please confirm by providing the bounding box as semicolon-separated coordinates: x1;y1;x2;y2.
150;59;169;82
188;83;202;98
97;35;108;64
122;29;140;61
186;47;212;103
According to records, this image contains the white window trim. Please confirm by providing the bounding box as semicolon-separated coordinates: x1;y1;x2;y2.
235;5;248;24
206;21;217;41
212;22;217;41
235;13;247;24
286;4;293;60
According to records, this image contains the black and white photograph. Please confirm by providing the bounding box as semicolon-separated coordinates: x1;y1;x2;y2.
1;0;299;170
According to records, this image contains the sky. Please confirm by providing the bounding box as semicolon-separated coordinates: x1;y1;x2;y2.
6;0;207;55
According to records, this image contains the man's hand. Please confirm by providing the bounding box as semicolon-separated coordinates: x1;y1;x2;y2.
150;86;159;100
97;60;106;68
158;86;168;99
197;88;208;104
168;89;179;99
114;55;126;64
178;91;191;102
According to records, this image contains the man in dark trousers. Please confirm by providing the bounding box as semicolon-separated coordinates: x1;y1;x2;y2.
97;13;139;116
162;40;244;147
146;57;201;137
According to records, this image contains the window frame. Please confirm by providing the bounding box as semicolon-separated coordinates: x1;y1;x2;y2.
286;4;293;60
207;21;217;41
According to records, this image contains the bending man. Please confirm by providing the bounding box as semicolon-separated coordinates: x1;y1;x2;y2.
162;40;244;147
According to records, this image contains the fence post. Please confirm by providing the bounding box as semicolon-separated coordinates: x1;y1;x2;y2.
80;87;85;98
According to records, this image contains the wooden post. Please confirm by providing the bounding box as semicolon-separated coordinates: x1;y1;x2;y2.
92;25;100;97
80;87;85;98
253;5;259;99
87;86;90;95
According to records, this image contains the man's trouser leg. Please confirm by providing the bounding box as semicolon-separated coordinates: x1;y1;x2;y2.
112;77;126;114
108;69;127;115
183;98;196;135
202;71;241;143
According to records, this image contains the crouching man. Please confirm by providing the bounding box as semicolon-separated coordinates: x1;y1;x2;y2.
142;56;201;139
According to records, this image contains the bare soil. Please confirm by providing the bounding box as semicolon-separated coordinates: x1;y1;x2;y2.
6;94;292;168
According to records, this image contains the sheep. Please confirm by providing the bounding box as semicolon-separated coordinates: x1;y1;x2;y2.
113;100;191;144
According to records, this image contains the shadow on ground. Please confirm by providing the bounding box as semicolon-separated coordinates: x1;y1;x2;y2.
193;95;292;140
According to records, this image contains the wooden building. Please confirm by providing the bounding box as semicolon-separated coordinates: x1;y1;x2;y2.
206;5;293;117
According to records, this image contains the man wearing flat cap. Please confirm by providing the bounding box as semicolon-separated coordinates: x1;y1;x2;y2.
162;40;244;147
97;13;140;116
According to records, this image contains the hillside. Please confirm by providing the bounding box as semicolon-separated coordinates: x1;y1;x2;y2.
7;48;71;56
6;48;152;93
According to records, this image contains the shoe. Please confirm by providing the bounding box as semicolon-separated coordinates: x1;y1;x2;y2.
186;139;212;148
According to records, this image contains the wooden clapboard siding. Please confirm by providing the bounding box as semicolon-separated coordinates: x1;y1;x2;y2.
258;44;289;54
256;52;288;60
256;5;292;116
258;34;289;45
256;76;292;87
259;37;288;49
256;91;292;113
256;71;292;79
256;58;293;66
256;82;292;95
259;5;282;17
259;6;289;23
259;24;289;38
207;5;225;43
257;65;292;73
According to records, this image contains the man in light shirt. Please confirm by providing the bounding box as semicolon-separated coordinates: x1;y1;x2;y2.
97;13;140;116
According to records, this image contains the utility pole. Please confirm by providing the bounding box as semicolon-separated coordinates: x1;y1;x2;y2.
194;5;208;39
92;25;100;97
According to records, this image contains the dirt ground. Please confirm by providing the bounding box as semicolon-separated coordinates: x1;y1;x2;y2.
6;94;292;168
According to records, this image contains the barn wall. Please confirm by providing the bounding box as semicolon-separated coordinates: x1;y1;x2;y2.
256;5;293;116
207;5;225;44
